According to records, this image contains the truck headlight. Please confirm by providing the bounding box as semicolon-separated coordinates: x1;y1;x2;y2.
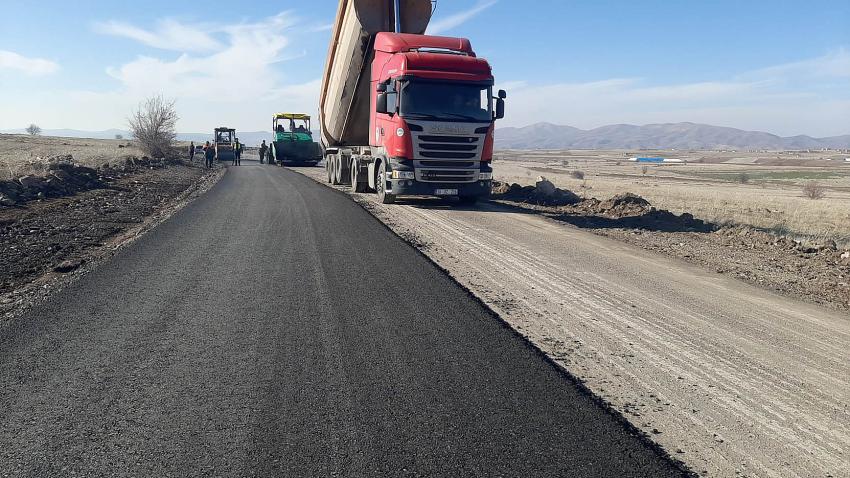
478;172;493;180
391;170;415;180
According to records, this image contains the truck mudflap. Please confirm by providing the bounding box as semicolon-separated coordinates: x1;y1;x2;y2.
387;178;492;198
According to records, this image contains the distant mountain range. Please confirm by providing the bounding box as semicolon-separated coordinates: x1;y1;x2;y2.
495;122;850;150
4;122;850;151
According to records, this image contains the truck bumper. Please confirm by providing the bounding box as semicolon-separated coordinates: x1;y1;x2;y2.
387;179;492;198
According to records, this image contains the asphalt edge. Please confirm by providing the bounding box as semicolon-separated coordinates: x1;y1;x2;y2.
0;165;227;329
287;166;696;477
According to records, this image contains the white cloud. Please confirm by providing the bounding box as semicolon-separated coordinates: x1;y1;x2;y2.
0;50;59;75
71;12;317;131
743;48;850;80
497;51;850;137
428;0;498;35
93;19;222;52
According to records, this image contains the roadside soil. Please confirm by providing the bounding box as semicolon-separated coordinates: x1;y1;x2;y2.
491;180;850;311
290;165;850;478
0;161;223;321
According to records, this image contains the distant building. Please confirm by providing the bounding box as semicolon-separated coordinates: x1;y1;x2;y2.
629;157;665;163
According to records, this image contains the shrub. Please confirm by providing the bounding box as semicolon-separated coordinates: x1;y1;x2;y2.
802;181;825;200
570;170;585;180
128;95;178;158
737;172;750;184
115;134;123;140
25;124;41;136
641;165;649;175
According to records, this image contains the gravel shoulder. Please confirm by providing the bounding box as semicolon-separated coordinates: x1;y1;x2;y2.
1;161;223;322
290;165;850;478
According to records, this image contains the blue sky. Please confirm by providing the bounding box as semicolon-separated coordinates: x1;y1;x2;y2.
1;0;848;136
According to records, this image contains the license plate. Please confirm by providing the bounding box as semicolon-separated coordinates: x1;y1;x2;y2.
434;189;458;196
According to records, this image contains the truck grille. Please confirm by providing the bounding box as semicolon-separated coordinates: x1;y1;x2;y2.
415;135;481;160
409;124;486;184
415;169;478;183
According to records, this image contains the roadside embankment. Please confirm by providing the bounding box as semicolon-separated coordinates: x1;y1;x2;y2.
492;178;850;311
0;156;223;320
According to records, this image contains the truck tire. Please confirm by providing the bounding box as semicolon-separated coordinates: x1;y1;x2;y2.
351;158;366;193
331;155;341;185
339;155;351;185
376;161;396;204
325;156;333;183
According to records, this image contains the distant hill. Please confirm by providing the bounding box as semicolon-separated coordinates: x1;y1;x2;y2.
495;122;850;150
5;123;849;151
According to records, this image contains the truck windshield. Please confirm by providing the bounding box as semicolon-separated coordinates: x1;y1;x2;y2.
400;81;492;122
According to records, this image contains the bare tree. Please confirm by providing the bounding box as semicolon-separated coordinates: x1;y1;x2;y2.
737;172;750;184
802;181;826;200
641;165;649;175
25;124;41;136
128;95;178;158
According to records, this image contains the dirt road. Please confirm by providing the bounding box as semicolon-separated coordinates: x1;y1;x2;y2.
0;161;684;477
292;165;850;478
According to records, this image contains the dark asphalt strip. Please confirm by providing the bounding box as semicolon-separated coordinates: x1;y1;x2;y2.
0;161;688;477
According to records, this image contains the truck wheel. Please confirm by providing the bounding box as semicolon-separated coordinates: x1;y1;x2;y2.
350;159;366;193
325;156;333;183
376;161;395;204
339;155;351;185
331;155;340;185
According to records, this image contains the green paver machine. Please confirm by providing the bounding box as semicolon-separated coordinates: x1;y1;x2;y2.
271;113;322;166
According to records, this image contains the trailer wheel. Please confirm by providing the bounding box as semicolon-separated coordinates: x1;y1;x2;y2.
376;161;395;204
350;158;366;193
325;156;333;183
330;155;341;185
339;154;351;185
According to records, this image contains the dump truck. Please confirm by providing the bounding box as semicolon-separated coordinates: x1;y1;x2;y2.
271;113;323;166
319;0;505;204
214;127;236;162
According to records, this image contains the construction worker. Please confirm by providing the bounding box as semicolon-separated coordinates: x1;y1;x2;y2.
259;140;268;164
267;143;275;165
188;141;195;162
203;141;215;168
236;138;242;166
231;139;239;166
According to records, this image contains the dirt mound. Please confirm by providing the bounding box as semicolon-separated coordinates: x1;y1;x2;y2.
492;177;581;206
0;154;172;207
600;193;652;215
493;181;712;233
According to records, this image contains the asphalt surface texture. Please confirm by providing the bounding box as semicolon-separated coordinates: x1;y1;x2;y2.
0;160;687;477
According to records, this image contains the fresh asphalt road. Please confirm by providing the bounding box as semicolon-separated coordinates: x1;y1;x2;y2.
0;161;685;477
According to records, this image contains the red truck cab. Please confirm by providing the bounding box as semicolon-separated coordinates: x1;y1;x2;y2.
367;32;505;203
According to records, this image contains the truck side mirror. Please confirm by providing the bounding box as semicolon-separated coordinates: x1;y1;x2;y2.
498;89;507;99
495;98;505;120
377;83;387;93
377;93;389;115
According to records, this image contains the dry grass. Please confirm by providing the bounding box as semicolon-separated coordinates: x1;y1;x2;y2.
0;134;144;179
495;149;850;245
